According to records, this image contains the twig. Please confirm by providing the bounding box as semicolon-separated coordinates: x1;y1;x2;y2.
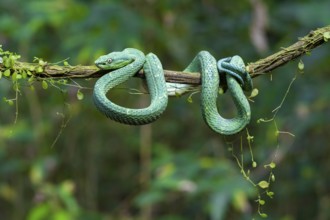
247;25;330;77
1;25;329;85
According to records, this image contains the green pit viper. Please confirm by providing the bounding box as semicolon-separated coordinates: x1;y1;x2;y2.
93;48;253;135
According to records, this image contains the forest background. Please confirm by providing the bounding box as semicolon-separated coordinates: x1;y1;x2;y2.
0;0;329;219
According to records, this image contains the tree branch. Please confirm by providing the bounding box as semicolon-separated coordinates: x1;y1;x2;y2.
1;25;329;85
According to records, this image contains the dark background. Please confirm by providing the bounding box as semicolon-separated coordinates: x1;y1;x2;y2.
0;0;329;219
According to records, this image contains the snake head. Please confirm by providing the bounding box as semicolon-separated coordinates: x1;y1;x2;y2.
95;52;134;70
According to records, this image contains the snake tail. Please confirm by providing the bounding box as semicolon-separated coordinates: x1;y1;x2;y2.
184;51;251;135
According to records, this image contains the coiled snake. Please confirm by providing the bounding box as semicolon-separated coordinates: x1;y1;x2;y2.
93;48;252;135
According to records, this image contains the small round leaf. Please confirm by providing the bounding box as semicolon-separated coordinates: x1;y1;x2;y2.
77;90;84;100
4;69;10;77
267;191;274;198
42;80;48;90
258;180;269;189
259;213;268;218
36;66;43;73
298;60;304;71
250;88;259;98
324;32;330;41
259;199;265;205
271;174;275;182
269;162;276;169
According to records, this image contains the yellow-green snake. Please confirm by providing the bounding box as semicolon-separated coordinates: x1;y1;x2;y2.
93;48;252;135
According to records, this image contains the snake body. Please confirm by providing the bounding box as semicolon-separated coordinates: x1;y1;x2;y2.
184;52;252;135
93;48;168;125
93;48;252;135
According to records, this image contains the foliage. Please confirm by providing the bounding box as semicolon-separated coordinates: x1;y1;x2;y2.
0;0;329;219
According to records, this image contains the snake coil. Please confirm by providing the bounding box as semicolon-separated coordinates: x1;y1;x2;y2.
93;48;253;135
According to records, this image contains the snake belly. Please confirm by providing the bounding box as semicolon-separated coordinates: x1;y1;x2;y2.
184;51;251;135
93;48;168;125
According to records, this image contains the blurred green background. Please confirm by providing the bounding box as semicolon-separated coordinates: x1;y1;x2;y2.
0;0;329;219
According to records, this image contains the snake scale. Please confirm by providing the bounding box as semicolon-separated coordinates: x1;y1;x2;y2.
93;48;252;135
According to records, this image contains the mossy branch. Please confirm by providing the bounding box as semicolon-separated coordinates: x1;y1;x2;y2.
1;25;329;85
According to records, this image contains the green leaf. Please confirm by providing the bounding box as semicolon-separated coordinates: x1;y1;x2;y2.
38;59;46;66
3;98;14;106
269;162;276;169
4;69;10;77
324;31;330;42
36;66;43;73
258;180;269;189
298;60;304;71
265;162;276;169
3;56;12;68
28;76;35;83
259;199;265;205
271;174;275;182
13;82;19;92
7;100;14;106
8;55;15;67
267;191;274;198
247;135;254;141
76;90;84;100
259;213;268;218
11;71;17;81
26;203;49;220
21;70;27;79
42;80;48;90
250;88;259;98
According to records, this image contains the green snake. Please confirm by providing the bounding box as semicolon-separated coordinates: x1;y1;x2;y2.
93;48;168;125
93;48;252;135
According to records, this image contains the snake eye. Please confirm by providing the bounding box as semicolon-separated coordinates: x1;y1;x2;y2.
107;58;113;63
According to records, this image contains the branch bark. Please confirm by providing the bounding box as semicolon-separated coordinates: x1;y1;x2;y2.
1;25;329;85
